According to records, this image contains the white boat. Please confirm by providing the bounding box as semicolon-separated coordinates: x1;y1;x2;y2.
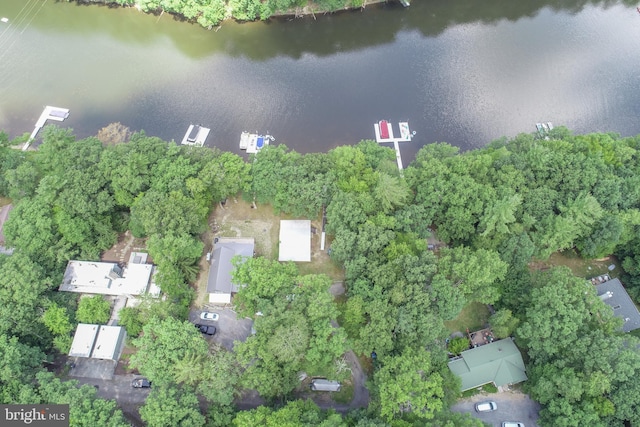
547;122;554;130
241;132;274;154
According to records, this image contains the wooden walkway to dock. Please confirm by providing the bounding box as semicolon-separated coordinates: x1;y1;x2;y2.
22;106;70;151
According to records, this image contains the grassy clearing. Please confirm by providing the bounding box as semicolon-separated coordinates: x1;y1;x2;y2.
460;383;498;398
444;302;491;334
0;197;11;207
332;381;355;404
529;249;619;279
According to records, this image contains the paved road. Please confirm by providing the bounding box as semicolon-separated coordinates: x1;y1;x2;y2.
451;390;541;427
75;374;151;405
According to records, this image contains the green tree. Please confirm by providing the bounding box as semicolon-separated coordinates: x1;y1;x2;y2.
139;384;205;427
488;309;519;339
130;317;209;386
42;302;74;353
437;246;507;305
76;296;111;324
0;335;46;403
232;399;344;427
0;253;52;341
375;347;445;422
34;371;129;427
447;337;469;355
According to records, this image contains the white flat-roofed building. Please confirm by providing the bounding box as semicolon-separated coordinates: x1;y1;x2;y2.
279;220;311;262
69;324;99;358
59;252;154;296
92;326;127;360
68;324;126;362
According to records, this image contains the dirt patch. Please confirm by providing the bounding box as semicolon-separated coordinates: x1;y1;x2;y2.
213;199;279;259
101;230;149;264
114;345;138;376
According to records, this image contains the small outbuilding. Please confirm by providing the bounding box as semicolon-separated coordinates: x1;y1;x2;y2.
310;379;341;392
278;220;311;262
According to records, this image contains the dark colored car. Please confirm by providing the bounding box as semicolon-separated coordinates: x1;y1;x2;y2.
196;324;216;335
131;378;151;388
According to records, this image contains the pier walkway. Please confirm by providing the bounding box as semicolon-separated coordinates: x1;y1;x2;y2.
22;106;70;151
373;120;415;174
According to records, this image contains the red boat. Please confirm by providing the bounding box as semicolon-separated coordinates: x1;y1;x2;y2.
379;120;390;139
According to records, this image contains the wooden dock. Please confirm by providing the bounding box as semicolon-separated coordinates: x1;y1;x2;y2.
373;120;415;174
22;106;70;151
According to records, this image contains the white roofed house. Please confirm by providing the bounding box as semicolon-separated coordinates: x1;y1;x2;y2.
59;252;155;298
207;238;255;304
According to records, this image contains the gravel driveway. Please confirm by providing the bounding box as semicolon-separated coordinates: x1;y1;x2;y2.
451;390;541;427
189;306;253;351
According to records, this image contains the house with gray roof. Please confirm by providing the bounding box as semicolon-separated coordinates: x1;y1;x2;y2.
596;278;640;333
448;338;527;392
207;237;254;304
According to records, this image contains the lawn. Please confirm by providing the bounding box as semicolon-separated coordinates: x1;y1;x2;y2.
444;302;491;334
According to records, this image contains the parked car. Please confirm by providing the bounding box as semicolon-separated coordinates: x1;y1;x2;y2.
502;423;524;427
196;324;216;335
475;401;497;412
131;378;151;388
200;312;219;321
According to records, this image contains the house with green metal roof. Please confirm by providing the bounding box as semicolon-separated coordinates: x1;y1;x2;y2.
448;338;527;392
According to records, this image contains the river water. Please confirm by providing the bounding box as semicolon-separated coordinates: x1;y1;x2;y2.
1;0;640;161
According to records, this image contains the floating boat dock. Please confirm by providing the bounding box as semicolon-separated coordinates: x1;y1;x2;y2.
239;132;274;154
180;124;210;147
22;106;70;151
373;120;415;173
535;122;553;139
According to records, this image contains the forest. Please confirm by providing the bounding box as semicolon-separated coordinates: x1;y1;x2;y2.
1;125;640;426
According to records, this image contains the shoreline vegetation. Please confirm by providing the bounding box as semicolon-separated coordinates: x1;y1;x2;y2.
77;0;393;29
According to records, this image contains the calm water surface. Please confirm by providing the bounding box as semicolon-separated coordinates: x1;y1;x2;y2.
1;0;640;161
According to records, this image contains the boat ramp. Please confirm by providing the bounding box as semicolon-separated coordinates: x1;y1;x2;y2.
239;132;274;154
22;106;70;151
180;124;210;147
374;120;415;172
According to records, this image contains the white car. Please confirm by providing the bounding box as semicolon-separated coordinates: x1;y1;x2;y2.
200;312;219;321
502;423;524;427
475;401;497;412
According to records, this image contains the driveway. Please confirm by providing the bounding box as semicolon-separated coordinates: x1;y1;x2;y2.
451;390;541;427
75;374;151;405
189;306;253;351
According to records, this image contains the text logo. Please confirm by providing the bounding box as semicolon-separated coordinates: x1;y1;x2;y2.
1;405;69;426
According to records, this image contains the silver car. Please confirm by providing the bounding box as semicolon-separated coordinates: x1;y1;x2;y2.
475;401;497;412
